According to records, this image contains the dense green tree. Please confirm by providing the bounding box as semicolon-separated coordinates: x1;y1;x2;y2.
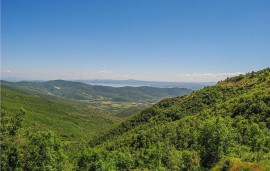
198;117;236;167
23;131;66;170
180;150;200;171
1;109;25;170
76;148;103;171
1;109;66;170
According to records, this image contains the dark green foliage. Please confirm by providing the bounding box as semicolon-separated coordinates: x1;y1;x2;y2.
180;150;200;170
78;68;270;170
76;148;103;171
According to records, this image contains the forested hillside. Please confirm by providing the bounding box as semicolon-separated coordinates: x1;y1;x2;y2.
0;85;120;169
77;68;270;170
0;80;192;170
1;68;269;170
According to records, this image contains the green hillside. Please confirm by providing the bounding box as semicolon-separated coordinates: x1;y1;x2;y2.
1;85;120;139
1;80;193;102
77;68;270;170
0;85;120;164
1;68;269;170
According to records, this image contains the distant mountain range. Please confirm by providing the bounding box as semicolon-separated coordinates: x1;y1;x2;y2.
76;79;215;90
0;80;193;102
1;77;214;90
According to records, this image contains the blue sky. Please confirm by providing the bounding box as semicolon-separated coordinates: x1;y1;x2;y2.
2;0;270;81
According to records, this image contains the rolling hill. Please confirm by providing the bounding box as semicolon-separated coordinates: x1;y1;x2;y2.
77;68;270;170
1;80;193;102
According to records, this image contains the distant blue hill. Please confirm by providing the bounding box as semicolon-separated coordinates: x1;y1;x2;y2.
76;79;215;90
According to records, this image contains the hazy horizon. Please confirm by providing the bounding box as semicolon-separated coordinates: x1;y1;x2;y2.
1;76;217;83
2;0;270;82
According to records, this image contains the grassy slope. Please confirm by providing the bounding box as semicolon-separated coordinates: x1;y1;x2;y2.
86;68;270;170
1;85;120;156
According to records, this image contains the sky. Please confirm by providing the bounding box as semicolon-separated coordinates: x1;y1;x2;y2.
1;0;270;82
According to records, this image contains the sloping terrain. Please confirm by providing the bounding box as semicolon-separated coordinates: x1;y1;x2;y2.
78;68;270;170
1;80;193;102
0;85;120;156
